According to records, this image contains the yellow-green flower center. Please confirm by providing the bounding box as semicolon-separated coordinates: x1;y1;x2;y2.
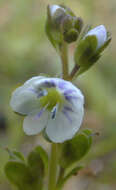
39;88;63;111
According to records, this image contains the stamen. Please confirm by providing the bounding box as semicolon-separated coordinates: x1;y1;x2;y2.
51;104;59;119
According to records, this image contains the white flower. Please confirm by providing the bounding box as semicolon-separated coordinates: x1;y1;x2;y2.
10;76;84;143
85;25;107;50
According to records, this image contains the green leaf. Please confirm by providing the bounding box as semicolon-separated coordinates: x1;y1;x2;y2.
60;130;93;168
27;146;48;179
82;129;92;148
4;161;34;190
6;148;25;162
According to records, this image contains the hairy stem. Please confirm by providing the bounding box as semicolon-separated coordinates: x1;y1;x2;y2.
60;42;69;80
48;143;58;190
69;64;80;81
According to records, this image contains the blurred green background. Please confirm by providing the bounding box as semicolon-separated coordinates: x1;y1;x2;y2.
0;0;116;189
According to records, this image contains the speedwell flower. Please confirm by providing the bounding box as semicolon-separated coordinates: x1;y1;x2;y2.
10;77;84;143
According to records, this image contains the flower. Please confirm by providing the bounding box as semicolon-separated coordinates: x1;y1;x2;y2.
85;25;107;50
10;76;84;143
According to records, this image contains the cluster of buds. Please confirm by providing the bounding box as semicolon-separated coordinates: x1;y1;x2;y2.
46;4;111;77
46;4;83;50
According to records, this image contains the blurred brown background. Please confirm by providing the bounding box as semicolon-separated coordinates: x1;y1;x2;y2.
0;0;116;189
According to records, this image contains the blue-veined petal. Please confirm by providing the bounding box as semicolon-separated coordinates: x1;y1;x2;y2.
10;86;40;115
23;109;48;135
45;106;84;143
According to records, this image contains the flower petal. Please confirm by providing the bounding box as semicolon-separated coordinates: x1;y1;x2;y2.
50;5;61;16
23;76;46;87
45;107;84;143
10;86;40;115
23;109;48;135
86;25;107;49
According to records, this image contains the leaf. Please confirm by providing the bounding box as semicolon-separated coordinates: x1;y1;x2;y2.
82;129;92;148
27;146;48;180
60;129;93;168
64;166;83;179
6;148;25;162
4;161;34;190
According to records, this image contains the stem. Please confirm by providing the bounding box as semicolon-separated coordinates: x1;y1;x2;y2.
60;42;69;80
69;64;80;81
56;167;64;190
48;143;58;190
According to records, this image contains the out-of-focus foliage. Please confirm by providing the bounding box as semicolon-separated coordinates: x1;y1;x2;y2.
0;0;116;190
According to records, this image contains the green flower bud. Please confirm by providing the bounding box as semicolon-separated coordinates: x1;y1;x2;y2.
46;4;84;50
74;17;83;33
74;25;111;76
64;28;79;43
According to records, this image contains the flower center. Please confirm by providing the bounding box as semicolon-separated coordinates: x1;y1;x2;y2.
39;88;63;111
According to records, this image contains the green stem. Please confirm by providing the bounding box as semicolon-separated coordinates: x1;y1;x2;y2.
48;143;58;190
60;42;69;80
69;64;80;81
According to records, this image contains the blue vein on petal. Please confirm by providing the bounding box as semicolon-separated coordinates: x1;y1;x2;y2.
44;80;56;88
34;108;46;120
62;110;72;124
64;89;76;95
63;106;74;112
64;95;78;103
58;81;67;89
28;88;46;98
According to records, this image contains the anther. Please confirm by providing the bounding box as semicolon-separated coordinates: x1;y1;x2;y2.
51;104;59;119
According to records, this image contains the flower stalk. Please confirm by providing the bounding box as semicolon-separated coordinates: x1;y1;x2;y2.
48;143;58;190
60;41;69;80
69;64;80;81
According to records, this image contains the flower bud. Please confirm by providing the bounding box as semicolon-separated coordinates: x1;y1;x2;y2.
46;4;83;50
49;5;66;29
85;25;107;50
64;28;79;43
74;25;111;76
